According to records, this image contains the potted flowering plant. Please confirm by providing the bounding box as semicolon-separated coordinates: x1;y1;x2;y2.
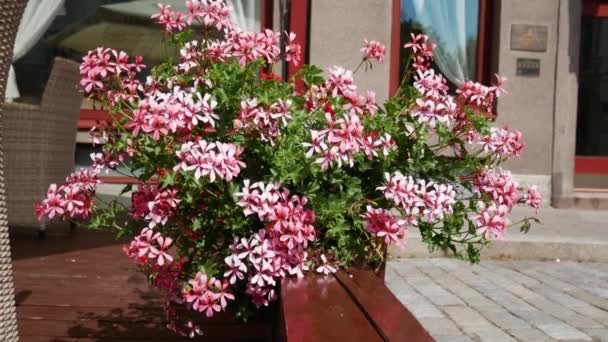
36;0;541;338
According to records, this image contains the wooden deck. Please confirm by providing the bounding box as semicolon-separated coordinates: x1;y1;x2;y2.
10;229;430;341
11;230;190;342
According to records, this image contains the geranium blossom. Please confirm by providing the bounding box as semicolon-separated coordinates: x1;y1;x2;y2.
224;29;281;66
523;186;543;210
316;254;337;275
361;39;386;63
146;189;180;228
414;69;448;99
327;66;357;98
183;272;224;317
473;202;510;240
304;111;395;170
234;98;292;143
231;182;316;303
124;228;175;266
378;173;457;224
410;95;456;128
127;88;219;140
473;168;519;212
174;140;245;182
285;32;302;65
185;0;233;30
151;4;186;32
363;206;408;247
35;169;100;221
479;126;525;159
79;48;145;102
457;74;508;114
40;184;64;219
404;33;436;71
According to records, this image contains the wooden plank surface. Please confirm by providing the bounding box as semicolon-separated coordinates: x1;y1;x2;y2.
11;230;272;341
280;269;433;342
280;273;383;342
336;269;434;342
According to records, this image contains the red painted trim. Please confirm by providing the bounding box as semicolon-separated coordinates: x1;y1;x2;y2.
99;176;159;184
583;0;608;17
79;109;109;129
476;0;492;84
261;0;274;30
575;156;608;174
389;0;401;96
287;0;309;79
99;176;139;184
79;109;108;120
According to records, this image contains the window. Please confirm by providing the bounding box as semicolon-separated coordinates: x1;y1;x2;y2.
576;15;608;157
11;0;265;182
574;0;608;186
398;0;484;87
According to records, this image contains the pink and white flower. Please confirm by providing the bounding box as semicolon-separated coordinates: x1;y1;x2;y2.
174;140;245;182
363;206;408;247
316;254;337;275
361;39;386;63
473;202;510;240
479;126;525;159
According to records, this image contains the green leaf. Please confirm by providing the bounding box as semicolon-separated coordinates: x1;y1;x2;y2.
120;184;133;196
160;172;176;188
192;217;202;231
296;65;325;85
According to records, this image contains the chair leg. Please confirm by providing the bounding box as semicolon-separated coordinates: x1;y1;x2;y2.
38;222;46;240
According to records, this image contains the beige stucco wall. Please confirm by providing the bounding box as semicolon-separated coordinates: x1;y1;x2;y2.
495;0;581;203
494;0;558;178
308;0;393;101
552;0;581;201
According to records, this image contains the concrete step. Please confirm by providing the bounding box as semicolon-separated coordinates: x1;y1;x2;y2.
389;206;608;262
554;191;608;210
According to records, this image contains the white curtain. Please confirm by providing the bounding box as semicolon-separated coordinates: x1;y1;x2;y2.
6;0;65;102
411;0;475;86
228;0;260;32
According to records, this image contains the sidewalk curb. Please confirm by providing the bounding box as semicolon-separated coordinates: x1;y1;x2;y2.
389;236;608;263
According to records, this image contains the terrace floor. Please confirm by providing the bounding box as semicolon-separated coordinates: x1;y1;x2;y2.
11;229;187;342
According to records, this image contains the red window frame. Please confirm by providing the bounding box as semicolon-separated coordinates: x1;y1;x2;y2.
389;0;494;96
583;0;608;17
575;0;608;175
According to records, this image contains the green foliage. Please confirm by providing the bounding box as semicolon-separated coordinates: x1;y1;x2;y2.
71;24;540;325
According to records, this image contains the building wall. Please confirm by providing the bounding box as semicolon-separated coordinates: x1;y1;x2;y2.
306;0;582;205
493;0;560;200
308;0;393;101
553;0;581;202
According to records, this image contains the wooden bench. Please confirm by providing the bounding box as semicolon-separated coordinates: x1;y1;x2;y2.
278;269;433;342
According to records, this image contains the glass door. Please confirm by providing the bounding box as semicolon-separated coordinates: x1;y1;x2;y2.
575;0;608;189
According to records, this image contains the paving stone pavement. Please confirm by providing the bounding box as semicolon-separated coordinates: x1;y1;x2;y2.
386;258;608;341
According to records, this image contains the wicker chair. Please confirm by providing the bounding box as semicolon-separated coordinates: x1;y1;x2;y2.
0;1;27;339
3;57;81;234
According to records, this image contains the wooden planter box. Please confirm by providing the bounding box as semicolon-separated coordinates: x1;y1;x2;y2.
184;269;432;341
277;269;433;342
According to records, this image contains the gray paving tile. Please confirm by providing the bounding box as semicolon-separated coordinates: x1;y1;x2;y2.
417;317;464;336
387;259;608;342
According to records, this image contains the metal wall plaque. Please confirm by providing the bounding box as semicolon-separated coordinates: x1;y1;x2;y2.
511;24;548;52
516;58;540;77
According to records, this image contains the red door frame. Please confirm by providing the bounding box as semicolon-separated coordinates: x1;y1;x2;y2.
389;0;493;96
287;0;310;79
575;0;608;175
